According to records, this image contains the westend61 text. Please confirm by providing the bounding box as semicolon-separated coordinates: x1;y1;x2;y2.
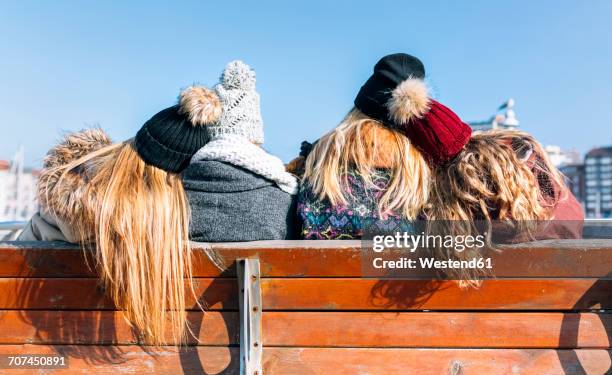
372;257;493;270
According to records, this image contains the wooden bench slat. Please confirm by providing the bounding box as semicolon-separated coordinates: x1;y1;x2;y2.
261;278;611;311
0;278;609;310
0;243;370;278
264;312;612;349
0;344;238;374
2;240;611;278
2;310;609;348
261;348;612;375
0;345;608;374
0;278;237;310
0;310;238;345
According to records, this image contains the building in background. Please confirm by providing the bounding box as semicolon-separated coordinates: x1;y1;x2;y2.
469;98;520;131
559;163;586;205
470;99;582;168
584;146;612;218
468;99;604;216
0;148;39;223
545;146;582;168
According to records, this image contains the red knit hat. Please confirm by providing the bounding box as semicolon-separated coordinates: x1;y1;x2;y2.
386;78;472;165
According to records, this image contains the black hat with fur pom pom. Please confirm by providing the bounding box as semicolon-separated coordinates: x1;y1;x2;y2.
134;85;221;173
354;53;427;128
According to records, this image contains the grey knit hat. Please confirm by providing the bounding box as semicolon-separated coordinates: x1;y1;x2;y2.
208;60;264;144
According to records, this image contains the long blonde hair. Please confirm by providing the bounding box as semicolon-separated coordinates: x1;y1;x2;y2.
427;129;566;223
43;140;194;346
490;129;568;207
426;129;567;286
303;108;430;219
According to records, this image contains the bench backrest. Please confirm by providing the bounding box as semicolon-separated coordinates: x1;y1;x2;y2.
0;240;610;374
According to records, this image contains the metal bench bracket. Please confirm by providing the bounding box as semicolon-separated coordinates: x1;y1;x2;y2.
237;258;262;375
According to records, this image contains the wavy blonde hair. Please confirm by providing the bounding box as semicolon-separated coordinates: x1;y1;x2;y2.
427;129;566;223
426;129;568;287
43;140;195;346
490;129;568;207
303;108;430;219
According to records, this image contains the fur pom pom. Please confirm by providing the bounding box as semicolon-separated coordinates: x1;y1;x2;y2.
38;128;112;223
178;86;222;126
387;78;430;125
221;60;256;90
44;128;111;168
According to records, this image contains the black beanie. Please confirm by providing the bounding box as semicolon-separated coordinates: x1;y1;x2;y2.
134;106;207;173
134;85;223;173
354;53;426;126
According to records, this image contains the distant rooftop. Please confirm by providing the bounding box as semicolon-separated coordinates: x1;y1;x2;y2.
0;159;40;174
468;99;519;131
586;146;612;158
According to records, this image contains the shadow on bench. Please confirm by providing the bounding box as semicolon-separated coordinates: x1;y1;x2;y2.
0;240;610;374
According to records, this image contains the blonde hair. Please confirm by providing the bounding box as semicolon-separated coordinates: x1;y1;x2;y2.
490;129;568;207
426;129;568;287
303;108;430;219
427;129;566;223
43;140;194;346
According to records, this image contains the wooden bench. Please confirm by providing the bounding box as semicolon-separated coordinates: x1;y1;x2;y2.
0;240;610;374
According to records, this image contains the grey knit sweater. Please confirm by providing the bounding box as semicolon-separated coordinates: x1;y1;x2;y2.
183;160;297;242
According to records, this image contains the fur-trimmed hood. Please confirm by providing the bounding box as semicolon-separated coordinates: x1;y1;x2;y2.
37;128;112;224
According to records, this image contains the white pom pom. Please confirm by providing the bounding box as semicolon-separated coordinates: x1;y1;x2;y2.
387;78;430;125
221;60;256;90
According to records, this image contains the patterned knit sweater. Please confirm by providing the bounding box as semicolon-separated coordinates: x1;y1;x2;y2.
297;168;414;239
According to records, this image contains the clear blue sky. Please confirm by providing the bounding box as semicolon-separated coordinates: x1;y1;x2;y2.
1;0;611;167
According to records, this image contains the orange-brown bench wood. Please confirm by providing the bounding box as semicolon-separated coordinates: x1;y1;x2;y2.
261;348;612;375
0;310;238;345
262;278;610;311
1;310;609;348
0;278;609;310
0;278;237;310
0;241;610;375
262;311;612;349
0;345;608;375
0;344;239;374
2;240;611;278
